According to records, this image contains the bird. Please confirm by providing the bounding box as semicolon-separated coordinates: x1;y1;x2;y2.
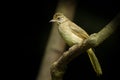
50;12;102;76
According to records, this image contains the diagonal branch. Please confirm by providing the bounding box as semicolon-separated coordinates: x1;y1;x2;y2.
50;13;120;80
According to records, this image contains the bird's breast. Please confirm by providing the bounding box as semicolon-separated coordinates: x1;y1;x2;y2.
58;23;83;46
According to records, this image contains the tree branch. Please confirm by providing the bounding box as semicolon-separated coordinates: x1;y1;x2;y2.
50;13;120;80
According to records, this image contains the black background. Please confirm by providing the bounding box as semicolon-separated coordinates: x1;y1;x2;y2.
23;0;120;80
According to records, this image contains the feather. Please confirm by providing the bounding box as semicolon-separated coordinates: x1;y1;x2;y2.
69;20;89;39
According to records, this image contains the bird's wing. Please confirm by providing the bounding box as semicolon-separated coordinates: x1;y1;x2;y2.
69;21;89;39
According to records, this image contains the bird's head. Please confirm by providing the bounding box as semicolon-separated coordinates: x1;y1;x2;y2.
50;13;68;24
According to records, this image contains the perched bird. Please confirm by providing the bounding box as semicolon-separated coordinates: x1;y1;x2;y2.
50;12;102;76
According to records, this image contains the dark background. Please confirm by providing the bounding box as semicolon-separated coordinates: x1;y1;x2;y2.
23;0;120;80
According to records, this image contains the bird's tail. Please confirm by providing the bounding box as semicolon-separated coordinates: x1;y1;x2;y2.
87;48;102;76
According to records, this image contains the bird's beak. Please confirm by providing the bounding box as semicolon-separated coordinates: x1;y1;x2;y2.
49;19;56;22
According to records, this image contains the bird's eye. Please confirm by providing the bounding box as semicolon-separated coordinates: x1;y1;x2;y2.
57;17;61;20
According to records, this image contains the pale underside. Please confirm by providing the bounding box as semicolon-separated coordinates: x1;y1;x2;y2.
58;20;89;46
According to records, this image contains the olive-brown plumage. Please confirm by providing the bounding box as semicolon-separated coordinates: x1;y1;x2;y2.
50;13;102;75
